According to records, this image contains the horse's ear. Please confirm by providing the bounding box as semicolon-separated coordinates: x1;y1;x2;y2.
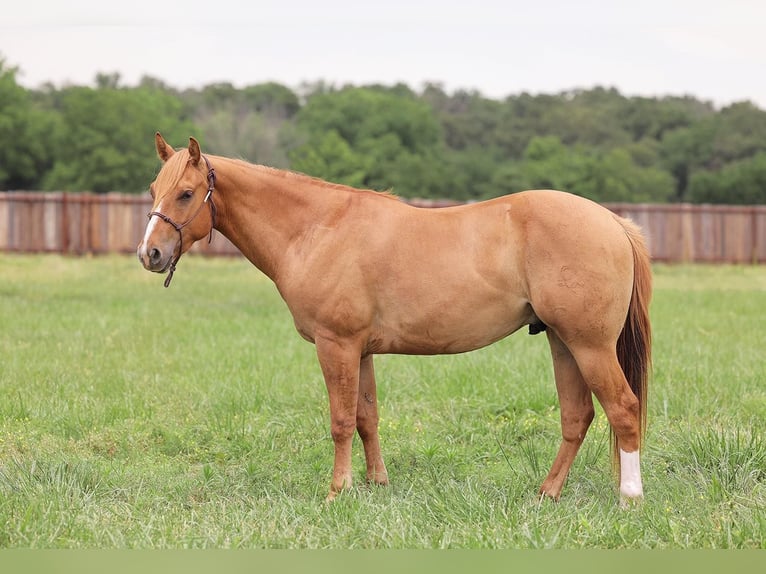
155;132;175;162
188;137;201;166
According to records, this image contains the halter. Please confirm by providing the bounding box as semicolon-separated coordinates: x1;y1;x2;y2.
147;155;217;288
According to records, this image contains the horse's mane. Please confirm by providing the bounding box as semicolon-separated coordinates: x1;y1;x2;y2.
245;160;400;201
155;149;194;190
159;151;399;201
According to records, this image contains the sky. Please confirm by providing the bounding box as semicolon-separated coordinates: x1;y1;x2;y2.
2;0;765;108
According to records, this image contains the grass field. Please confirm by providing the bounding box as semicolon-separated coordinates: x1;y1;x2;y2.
0;254;764;548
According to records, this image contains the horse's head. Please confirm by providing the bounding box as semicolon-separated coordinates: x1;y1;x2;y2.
137;133;216;286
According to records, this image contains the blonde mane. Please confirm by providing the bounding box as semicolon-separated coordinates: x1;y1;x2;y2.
154;149;195;192
155;149;400;204
246;160;400;201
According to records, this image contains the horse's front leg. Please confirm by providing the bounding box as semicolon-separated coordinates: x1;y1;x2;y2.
358;355;388;485
316;336;361;501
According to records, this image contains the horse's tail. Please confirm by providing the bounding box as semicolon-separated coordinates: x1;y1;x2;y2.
613;216;652;462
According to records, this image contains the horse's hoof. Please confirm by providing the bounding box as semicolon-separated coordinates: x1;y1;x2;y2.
619;494;643;509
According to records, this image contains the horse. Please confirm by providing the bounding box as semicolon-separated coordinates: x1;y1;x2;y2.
137;133;652;505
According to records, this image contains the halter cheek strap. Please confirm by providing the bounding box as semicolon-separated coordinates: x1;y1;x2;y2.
148;155;217;288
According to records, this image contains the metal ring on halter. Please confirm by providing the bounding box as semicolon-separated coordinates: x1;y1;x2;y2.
147;155;217;288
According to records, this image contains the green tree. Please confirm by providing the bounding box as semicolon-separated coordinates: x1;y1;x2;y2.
43;82;196;192
619;95;710;141
288;129;368;188
183;82;299;167
707;102;766;167
688;152;766;204
296;86;442;153
424;85;504;152
0;58;57;189
291;86;446;196
489;136;592;196
1;57;758;206
436;146;501;200
578;148;676;203
489;136;675;202
242;82;300;117
660;101;766;200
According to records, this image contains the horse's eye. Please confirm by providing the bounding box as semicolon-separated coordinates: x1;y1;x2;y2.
149;187;156;199
179;190;193;201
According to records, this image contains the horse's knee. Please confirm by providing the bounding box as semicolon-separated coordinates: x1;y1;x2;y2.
330;417;356;443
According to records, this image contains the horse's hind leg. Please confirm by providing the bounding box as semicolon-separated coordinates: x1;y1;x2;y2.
571;345;643;503
540;330;594;500
357;355;388;485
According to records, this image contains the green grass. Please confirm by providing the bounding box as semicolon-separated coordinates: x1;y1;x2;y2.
0;255;764;548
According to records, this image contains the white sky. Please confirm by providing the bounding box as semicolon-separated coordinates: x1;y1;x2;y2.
2;0;764;108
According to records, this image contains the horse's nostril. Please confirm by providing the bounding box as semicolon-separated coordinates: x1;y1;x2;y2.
149;247;161;264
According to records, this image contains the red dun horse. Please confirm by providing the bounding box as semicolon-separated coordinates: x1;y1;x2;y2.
138;134;652;505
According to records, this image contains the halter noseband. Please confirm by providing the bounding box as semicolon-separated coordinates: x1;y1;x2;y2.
147;155;217;288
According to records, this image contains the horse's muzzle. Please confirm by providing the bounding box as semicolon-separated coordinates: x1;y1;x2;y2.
137;241;173;273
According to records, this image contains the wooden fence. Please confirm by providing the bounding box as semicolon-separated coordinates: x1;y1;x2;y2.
0;192;241;257
606;203;766;263
1;192;765;263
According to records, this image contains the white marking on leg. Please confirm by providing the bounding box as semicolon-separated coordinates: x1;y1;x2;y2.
619;448;643;500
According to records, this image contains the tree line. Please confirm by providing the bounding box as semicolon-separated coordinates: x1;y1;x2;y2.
2;56;765;204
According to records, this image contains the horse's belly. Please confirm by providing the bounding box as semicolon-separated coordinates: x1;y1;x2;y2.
373;295;533;355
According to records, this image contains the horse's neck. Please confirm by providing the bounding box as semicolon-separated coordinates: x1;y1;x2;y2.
212;159;345;280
